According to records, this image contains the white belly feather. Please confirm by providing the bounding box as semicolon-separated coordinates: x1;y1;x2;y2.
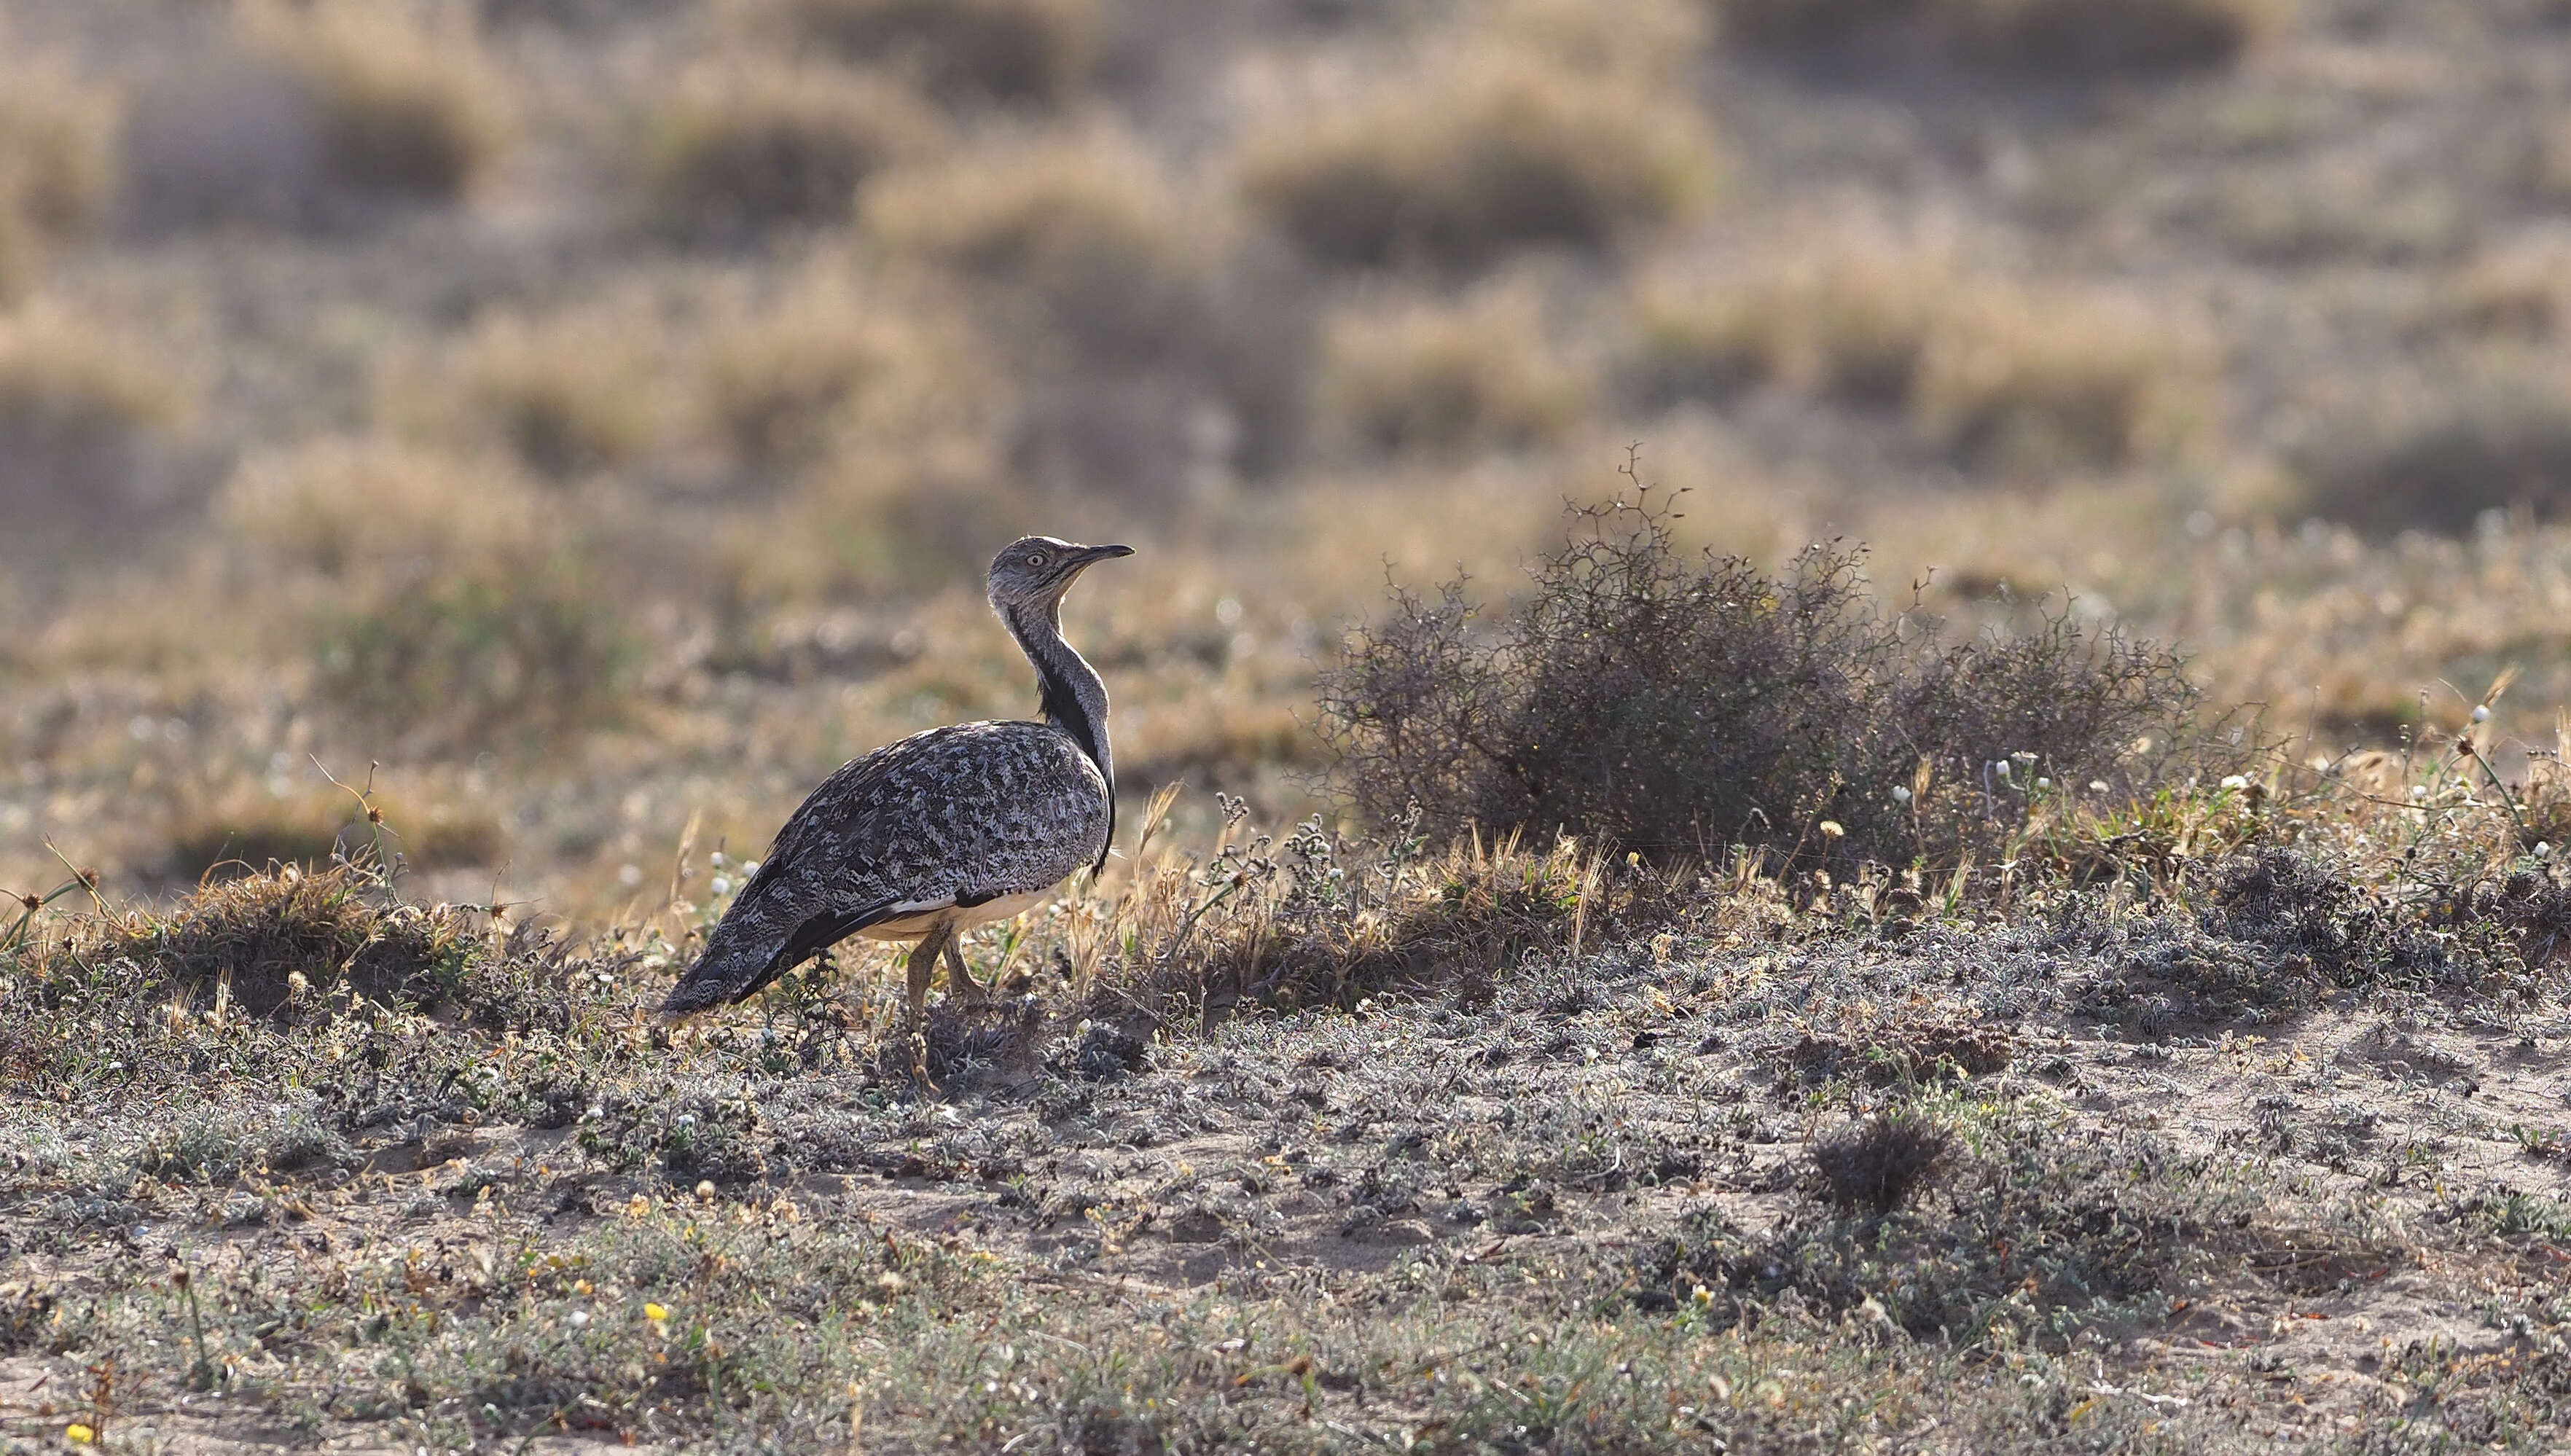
859;888;1052;941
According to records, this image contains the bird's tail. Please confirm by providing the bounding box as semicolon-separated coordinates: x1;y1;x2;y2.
655;891;888;1020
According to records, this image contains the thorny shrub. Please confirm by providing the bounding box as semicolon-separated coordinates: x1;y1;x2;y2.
1319;479;2229;874
1808;1108;1954;1214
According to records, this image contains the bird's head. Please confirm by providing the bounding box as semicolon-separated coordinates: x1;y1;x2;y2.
987;536;1134;616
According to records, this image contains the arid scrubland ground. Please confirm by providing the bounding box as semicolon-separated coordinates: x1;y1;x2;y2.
3;0;2571;1451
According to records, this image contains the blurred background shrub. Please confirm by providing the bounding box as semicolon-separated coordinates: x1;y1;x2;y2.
0;45;117;298
725;0;1101;107
641;57;947;240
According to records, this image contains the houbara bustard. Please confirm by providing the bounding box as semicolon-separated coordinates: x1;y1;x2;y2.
659;537;1132;1041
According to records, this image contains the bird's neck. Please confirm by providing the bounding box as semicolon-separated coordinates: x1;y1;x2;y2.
1002;598;1112;788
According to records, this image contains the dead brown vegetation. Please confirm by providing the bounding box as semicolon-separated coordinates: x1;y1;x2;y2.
1237;42;1719;271
0;50;118;299
641;57;947;239
236;0;511;202
1721;0;2289;72
727;0;1100;107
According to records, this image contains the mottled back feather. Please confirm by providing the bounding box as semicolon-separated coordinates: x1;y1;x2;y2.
659;720;1109;1014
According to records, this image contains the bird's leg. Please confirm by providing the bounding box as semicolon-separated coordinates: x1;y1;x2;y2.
942;934;985;1003
903;919;956;1092
901;923;951;1020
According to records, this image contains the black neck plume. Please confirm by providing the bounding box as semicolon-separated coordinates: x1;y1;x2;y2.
1003;598;1115;869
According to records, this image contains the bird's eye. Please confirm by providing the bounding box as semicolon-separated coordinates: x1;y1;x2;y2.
1025;551;1049;568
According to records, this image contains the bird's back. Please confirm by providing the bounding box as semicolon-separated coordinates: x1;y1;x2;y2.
661;720;1108;1013
769;719;1109;906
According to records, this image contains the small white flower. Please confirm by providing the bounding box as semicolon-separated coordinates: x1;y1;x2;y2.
709;876;731;897
708;850;727;869
2089;780;2110;794
568;1310;590;1328
2537;842;2554;858
740;860;760;876
2472;705;2492;724
2410;786;2427;799
1891;785;1912;803
2220;775;2250;791
1995;760;2013;780
2034;777;2051;790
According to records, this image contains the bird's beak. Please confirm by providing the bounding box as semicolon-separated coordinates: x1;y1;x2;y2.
1065;544;1134;575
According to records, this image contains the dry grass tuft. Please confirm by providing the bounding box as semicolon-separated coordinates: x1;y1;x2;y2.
236;0;510;202
216;437;541;579
90;861;481;1017
1936;0;2290;73
1719;0;1919;47
727;0;1100;107
1237;41;1718;271
1489;0;1713;85
160;787;506;886
700;293;887;475
0;304;187;538
0;49;119;299
697;272;965;477
321;570;633;756
215;439;629;754
2435;232;2571;342
1720;0;2288;71
396;307;665;479
865;128;1197;276
2291;362;2571;534
1911;283;2202;472
1050;790;1640;1023
764;445;1033;596
0;304;184;445
864;124;1208;343
640;57;947;240
1315;279;1593;457
1629;242;1943;410
1631;240;2202;470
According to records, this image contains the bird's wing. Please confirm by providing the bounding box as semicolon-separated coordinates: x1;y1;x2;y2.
656;736;928;1016
658;723;1106;1017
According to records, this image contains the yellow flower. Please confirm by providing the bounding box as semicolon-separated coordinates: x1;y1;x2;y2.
644;1302;669;1323
65;1424;95;1444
